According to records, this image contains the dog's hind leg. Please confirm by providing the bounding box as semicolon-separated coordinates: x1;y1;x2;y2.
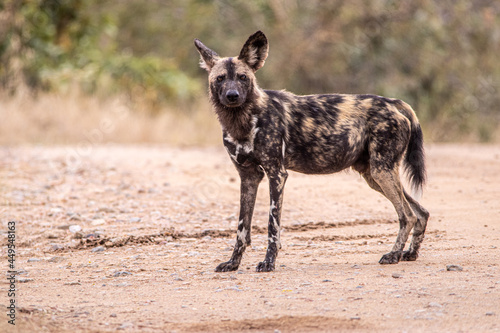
215;164;264;272
361;164;417;264
371;167;417;264
256;166;288;272
360;170;429;263
401;190;430;261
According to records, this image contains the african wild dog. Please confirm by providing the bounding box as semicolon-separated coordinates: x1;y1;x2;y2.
194;31;430;272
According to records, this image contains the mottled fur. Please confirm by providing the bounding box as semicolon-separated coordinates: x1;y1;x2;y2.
194;31;429;272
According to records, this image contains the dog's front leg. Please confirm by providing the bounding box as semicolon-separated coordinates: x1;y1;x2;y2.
256;167;288;272
215;164;264;272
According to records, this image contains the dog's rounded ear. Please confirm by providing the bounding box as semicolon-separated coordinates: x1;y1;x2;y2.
194;39;220;71
238;31;269;72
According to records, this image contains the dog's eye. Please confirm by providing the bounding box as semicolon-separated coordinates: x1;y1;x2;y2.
239;74;247;81
217;75;225;82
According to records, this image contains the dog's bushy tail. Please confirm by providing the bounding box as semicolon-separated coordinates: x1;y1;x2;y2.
396;101;427;200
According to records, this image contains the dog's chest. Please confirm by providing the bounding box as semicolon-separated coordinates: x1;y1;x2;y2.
223;129;259;166
222;116;262;166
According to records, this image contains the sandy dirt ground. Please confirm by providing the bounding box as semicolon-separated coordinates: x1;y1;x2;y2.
0;144;499;332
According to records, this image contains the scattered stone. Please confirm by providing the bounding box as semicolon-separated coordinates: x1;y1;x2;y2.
427;302;443;308
50;244;64;251
68;214;82;221
110;313;117;318
350;316;361;320
48;256;65;263
91;219;106;226
98;207;115;213
85;233;100;239
27;258;40;263
16;277;33;283
392;273;403;279
322;279;333;282
129;217;141;223
69;225;82;233
64;281;81;286
486;312;495;316
57;224;72;230
92;246;106;253
446;264;463;272
114;271;132;277
117;322;134;330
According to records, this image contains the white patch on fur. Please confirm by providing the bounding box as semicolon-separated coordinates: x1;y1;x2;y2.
199;58;210;71
237;227;248;242
282;139;286;159
269;201;281;248
411;186;423;202
229;116;259;160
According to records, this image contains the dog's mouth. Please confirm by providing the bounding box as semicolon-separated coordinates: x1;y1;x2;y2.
223;100;244;108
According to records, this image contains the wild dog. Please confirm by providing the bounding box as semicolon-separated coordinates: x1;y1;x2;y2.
194;31;430;272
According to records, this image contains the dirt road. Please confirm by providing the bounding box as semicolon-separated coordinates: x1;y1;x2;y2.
1;144;499;332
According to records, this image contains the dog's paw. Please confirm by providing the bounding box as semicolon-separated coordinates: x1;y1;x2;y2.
215;260;239;272
379;251;402;265
401;250;418;261
256;260;275;272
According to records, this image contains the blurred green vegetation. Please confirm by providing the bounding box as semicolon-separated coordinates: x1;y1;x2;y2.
1;0;499;141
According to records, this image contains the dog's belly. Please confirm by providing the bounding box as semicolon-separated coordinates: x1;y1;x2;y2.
285;150;358;174
284;132;367;175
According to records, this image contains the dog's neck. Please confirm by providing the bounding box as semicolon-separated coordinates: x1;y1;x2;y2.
211;89;263;142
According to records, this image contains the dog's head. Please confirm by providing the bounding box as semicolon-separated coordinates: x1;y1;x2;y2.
194;31;268;108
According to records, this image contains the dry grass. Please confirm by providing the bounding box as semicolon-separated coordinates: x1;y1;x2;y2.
0;92;221;146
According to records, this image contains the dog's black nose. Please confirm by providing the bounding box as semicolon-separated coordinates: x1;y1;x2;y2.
226;90;239;102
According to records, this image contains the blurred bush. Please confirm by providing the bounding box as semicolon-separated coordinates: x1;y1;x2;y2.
1;0;499;141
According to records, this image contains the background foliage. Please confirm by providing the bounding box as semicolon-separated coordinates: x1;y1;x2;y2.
1;0;499;141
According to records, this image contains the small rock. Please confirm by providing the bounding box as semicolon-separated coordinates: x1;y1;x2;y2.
350;316;361;320
91;219;106;226
91;246;105;253
114;271;132;277
427;302;443;308
50;207;64;214
50;244;64;251
68;214;82;221
322;279;333;282
129;217;141;223
48;256;65;263
69;225;82;233
98;207;115;213
446;264;463;272
16;277;33;283
110;313;117;317
486;312;495;316
64;281;81;286
117;322;134;330
57;224;72;230
392;273;403;279
27;258;40;263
